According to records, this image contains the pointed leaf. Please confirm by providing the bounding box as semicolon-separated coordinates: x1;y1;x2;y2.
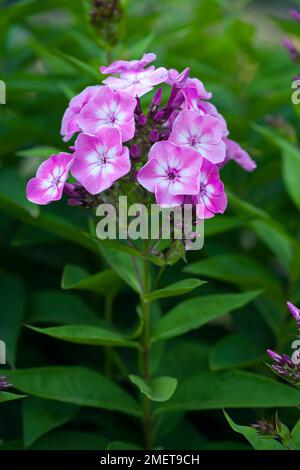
5;367;141;417
152;290;262;342
27;325;139;349
130;375;178;402
144;279;206;302
61;264;123;296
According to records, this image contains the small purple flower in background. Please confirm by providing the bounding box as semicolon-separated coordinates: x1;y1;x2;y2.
71;128;130;194
137;141;202;207
26;153;74;205
78;86;136;142
60;85;102;141
289;9;300;23
287;301;300;329
0;376;11;391
169;110;226;164
283;37;300;61
186;159;227;219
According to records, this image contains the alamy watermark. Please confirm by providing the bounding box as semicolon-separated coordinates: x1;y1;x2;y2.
292;339;300;365
0;340;6;365
0;80;6;104
95;196;205;251
292;80;300;104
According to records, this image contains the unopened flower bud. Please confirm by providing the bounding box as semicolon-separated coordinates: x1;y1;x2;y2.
150;87;163;110
148;129;160;143
137;114;147;127
130;144;140;159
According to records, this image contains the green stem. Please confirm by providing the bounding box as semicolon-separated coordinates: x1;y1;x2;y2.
140;241;155;449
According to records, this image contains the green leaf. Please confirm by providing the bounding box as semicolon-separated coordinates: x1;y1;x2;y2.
224;412;286;450
0;275;25;366
184;254;279;294
27;291;100;326
250;220;293;270
204;216;245;236
210;333;264;371
23;398;78;448
16;146;62;158
29;430;108;450
27;325;139;349
61;264;123;296
98;244;142;294
290;419;300;450
130;375;178;402
152;290;262;342
144;279;206;302
282;146;300;209
0;392;26;404
157;371;300;414
5;367;140;417
0;167;39;218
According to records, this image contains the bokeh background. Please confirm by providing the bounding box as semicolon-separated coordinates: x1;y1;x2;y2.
1;0;300;450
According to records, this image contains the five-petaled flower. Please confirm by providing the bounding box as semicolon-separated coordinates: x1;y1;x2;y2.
26;153;74;205
169;110;226;164
101;53;168;97
71;127;131;194
137;141;202;207
78;86;136;142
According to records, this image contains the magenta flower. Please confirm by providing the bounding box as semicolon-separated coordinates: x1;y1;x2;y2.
188;159;227;219
100;52;156;74
27;153;74;205
71;127;130;195
137;141;202;207
169;110;226;164
223;138;256;172
101;53;168;98
60;86;102;141
78;86;136;142
103;68;168;98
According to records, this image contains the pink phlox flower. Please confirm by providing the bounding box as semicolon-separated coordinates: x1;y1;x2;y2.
169;110;226;164
101;53;167;98
103;67;168;98
78;86;136;142
100;53;156;74
60;86;102;142
71;127;130;195
187;158;227;219
137;141;202;207
26;153;74;205
223;138;256;172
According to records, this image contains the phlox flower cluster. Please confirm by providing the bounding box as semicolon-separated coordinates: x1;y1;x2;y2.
27;53;256;220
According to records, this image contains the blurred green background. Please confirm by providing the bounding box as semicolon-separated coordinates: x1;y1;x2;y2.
1;0;300;451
